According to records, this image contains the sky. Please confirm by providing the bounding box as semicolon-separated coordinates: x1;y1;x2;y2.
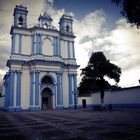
0;0;140;90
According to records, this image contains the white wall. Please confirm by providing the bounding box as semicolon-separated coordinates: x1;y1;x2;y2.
61;40;68;58
78;96;93;106
42;36;53;55
21;67;30;109
22;35;31;55
91;87;140;105
15;34;19;53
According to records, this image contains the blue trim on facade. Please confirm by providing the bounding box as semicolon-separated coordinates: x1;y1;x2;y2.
19;34;22;53
11;33;15;53
15;107;22;112
111;104;140;109
35;71;39;106
68;74;73;105
7;59;80;69
7;107;15;112
56;73;63;106
39;34;42;54
56;106;64;110
34;106;40;111
68;105;75;109
29;107;34;112
31;34;35;54
56;37;60;56
92;104;140;109
7;77;10;107
16;71;21;107
78;104;93;109
55;37;59;55
56;37;58;55
55;84;57;108
9;71;14;107
68;41;70;59
72;42;75;59
58;38;61;56
5;84;7;107
73;74;78;108
36;34;39;54
30;72;34;108
53;37;56;55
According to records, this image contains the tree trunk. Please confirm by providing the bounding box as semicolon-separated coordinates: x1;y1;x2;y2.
100;89;105;110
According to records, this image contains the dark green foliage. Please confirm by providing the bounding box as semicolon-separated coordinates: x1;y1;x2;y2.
112;0;140;28
78;52;121;98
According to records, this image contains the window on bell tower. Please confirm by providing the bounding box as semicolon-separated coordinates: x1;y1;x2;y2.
19;16;23;27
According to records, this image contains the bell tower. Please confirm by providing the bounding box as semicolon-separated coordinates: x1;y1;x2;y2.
38;12;53;29
13;5;28;28
59;15;73;35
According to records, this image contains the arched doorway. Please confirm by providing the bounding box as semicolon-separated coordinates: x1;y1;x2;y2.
41;75;54;110
42;87;53;110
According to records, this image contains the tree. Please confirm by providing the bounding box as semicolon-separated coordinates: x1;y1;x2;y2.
78;52;121;108
112;0;140;28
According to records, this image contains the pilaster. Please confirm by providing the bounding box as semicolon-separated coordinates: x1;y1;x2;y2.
11;33;16;53
7;70;15;112
56;72;63;107
29;71;34;111
68;73;73;106
19;34;22;54
15;70;22;111
34;70;40;111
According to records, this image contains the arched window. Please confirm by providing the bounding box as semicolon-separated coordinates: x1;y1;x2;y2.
41;75;53;84
44;23;48;28
19;16;23;26
66;25;70;32
42;87;52;95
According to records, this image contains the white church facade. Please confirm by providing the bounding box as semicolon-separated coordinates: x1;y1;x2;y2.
3;5;79;112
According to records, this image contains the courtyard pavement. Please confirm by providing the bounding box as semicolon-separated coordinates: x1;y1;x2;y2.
0;109;140;140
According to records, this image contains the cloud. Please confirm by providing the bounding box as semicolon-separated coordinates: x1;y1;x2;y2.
0;0;140;89
78;17;140;87
74;10;106;44
73;10;106;84
0;33;10;71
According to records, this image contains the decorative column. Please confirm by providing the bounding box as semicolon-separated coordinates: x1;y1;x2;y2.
39;34;42;54
31;34;35;54
11;33;16;53
8;71;15;112
35;71;40;111
19;34;22;53
58;38;61;56
53;37;55;55
36;34;39;54
56;37;60;56
16;71;22;111
68;41;70;59
5;81;8;107
73;74;78;109
68;74;73;107
72;42;75;59
56;37;58;55
56;72;63;108
6;77;10;108
29;71;34;111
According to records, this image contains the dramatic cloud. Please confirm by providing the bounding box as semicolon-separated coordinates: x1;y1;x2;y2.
73;10;106;84
0;0;140;90
77;17;140;87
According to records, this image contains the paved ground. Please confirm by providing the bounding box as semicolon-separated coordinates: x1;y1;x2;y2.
0;109;140;140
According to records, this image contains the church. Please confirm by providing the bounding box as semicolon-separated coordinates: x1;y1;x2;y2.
3;5;79;112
